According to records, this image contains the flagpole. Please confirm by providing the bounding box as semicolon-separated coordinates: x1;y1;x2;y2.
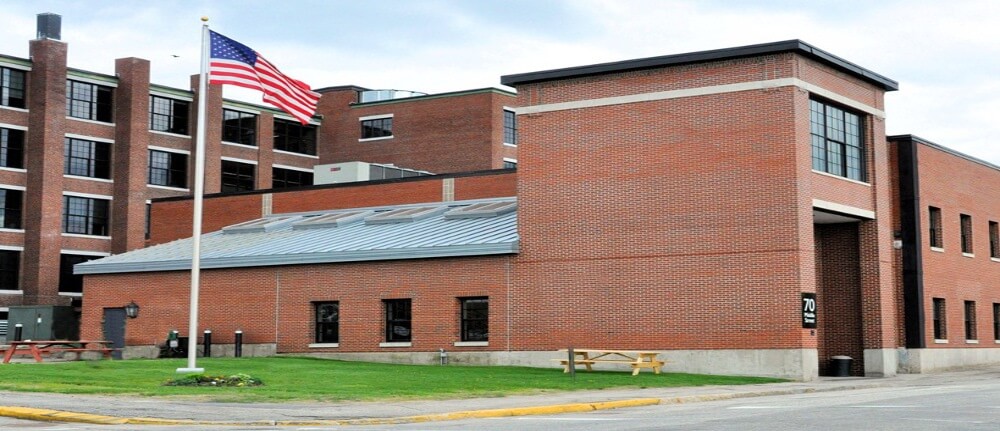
177;17;210;373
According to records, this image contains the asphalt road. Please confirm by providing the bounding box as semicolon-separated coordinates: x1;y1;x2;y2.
2;371;997;430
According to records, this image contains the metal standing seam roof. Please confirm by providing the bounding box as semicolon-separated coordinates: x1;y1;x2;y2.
75;198;519;275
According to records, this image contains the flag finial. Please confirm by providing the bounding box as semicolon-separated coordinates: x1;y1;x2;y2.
201;16;209;22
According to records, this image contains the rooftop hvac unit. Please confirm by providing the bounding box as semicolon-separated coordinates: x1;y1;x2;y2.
314;162;432;185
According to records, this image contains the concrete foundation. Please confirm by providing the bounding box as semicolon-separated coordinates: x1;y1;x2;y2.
863;348;898;377
898;347;1000;373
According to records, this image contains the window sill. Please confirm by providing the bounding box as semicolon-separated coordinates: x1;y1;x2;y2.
930;247;945;253
308;343;339;348
933;339;948;344
222;141;259;150
810;169;871;187
0;166;26;173
66;116;115;127
962;253;975;258
64;174;113;183
61;233;111;240
503;142;517;148
0;289;24;295
0;228;25;234
992;257;1000;263
0;105;28;113
359;136;393;143
149;130;191;139
273;149;319;159
58;292;82;297
148;184;190;192
453;341;488;347
379;342;412;348
965;339;979;344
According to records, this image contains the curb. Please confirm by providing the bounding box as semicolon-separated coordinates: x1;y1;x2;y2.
0;398;661;426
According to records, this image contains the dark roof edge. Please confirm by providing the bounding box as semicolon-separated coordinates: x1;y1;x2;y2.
888;134;1000;172
150;168;517;203
500;39;898;91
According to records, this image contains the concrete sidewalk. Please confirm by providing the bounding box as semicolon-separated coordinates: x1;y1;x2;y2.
1;367;997;426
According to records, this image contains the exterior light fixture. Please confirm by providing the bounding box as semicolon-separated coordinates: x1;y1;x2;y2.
124;301;140;319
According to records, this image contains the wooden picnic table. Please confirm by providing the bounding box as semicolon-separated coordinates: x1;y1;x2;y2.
1;340;116;364
556;348;666;375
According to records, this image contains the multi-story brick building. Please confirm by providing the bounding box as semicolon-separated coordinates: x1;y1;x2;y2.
75;39;1000;380
0;14;517;335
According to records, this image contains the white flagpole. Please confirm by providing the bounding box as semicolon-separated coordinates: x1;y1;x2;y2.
177;17;210;373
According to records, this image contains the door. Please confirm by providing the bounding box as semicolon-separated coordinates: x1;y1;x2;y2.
102;308;126;359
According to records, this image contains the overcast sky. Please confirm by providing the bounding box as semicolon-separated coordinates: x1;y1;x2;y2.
1;0;997;164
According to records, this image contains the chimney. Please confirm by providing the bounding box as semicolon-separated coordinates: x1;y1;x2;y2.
36;13;62;40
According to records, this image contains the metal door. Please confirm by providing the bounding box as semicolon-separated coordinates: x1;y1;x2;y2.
102;308;126;359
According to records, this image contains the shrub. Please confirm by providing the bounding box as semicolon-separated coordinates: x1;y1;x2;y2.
163;373;263;387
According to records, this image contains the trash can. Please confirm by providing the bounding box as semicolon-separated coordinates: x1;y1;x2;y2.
830;355;853;377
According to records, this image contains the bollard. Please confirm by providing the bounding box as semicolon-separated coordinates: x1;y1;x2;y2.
203;330;212;358
13;323;22;341
234;330;243;358
439;348;448;365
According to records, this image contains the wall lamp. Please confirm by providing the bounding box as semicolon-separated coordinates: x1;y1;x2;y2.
124;301;140;319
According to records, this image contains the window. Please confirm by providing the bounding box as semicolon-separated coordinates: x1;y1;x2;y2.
0;189;22;229
145;203;151;240
929;207;943;249
503;109;517;145
361;117;392;139
810;99;865;181
989;221;999;259
62;195;110;236
384;299;411;342
994;303;1000;341
59;254;101;293
272;167;313;189
0;309;7;340
314;302;339;344
221;109;257;146
960;214;973;254
149;95;190;135
1;67;26;109
64;137;111;179
274;119;317;155
965;301;977;341
221;160;255;193
503;159;517;169
932;298;946;340
460;297;488;342
0;250;19;290
148;150;188;188
0;127;24;169
66;80;113;122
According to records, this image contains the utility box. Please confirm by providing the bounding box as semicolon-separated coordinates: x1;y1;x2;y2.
7;306;79;340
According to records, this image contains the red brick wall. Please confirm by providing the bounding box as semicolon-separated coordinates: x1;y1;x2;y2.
80;256;512;353
915;143;1000;346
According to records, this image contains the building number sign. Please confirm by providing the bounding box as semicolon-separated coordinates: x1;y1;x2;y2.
802;292;817;328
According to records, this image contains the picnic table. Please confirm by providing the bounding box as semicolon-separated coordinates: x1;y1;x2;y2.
557;349;666;375
1;340;116;364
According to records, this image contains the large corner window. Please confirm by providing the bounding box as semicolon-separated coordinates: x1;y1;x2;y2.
222;109;257;146
460;297;488;342
66;80;113;122
929;207;943;249
1;67;26;109
148;150;188;189
0;188;23;229
960;214;973;254
0;127;24;169
64;137;111;179
0;250;19;291
361;116;393;140
932;298;947;340
221;159;255;193
384;299;411;342
62;195;110;236
274;119;317;155
314;301;339;344
59;253;101;293
272;167;313;189
810;99;865;181
149;95;190;135
503;109;517;145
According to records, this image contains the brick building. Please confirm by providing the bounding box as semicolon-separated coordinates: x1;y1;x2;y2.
76;40;1000;380
0;14;517;335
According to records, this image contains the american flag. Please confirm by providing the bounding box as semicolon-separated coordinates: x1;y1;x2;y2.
208;31;320;124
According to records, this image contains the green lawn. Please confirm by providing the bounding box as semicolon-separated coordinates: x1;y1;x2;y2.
0;357;784;402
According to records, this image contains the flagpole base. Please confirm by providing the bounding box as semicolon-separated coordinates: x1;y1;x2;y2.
176;367;205;374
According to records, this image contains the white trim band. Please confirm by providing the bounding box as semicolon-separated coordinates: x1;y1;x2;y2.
812;199;875;220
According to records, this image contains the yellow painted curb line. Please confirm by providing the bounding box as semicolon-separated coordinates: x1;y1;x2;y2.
1;398;661;427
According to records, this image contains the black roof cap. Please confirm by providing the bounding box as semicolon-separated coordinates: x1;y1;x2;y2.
500;39;898;91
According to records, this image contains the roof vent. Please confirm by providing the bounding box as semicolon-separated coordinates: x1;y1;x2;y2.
444;201;517;219
365;206;447;225
36;13;62;40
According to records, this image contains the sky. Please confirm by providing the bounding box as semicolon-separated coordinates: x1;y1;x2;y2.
1;0;998;164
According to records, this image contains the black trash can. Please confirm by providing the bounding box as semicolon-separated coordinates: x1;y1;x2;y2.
830;355;853;377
